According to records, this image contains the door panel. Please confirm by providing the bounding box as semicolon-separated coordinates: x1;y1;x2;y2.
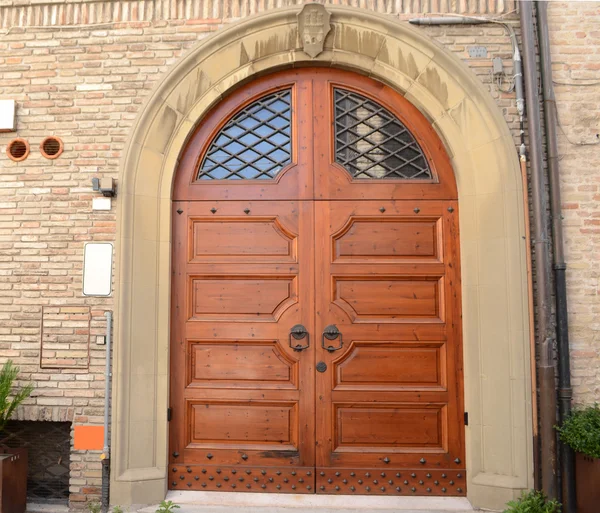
334;404;446;448
189;218;297;262
187;341;297;388
333;276;443;321
314;200;465;496
332;219;441;261
188;400;298;448
333;342;445;390
170;200;316;492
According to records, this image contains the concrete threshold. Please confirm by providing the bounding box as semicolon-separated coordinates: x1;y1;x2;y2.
135;491;480;513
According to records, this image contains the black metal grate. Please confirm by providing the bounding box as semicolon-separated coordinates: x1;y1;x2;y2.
0;421;71;502
197;89;292;180
334;88;432;180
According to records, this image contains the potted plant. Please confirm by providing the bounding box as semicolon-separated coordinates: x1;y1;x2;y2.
557;404;600;513
0;360;34;513
503;490;561;513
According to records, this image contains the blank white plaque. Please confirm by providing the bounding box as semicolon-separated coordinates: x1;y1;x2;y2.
92;197;112;211
83;243;113;296
0;100;16;132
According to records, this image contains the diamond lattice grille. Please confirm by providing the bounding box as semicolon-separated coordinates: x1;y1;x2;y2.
334;88;432;180
0;421;71;501
197;89;292;180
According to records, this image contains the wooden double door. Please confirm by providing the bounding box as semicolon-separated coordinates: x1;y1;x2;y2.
169;69;465;496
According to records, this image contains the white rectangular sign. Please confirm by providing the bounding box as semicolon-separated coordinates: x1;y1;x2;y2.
83;243;113;296
92;197;112;211
0;100;16;132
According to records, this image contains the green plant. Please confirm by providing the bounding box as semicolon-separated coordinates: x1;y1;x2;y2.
556;404;600;459
87;502;101;513
155;501;180;513
0;360;34;432
504;490;561;513
112;506;124;513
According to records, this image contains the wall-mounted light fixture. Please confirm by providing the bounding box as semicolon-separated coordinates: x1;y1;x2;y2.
91;177;116;211
92;177;116;197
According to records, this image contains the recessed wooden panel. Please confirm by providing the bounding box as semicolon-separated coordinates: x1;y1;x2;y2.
191;276;297;321
334;343;443;389
188;341;297;388
335;404;445;449
189;401;298;447
333;218;439;262
334;277;442;322
190;218;296;263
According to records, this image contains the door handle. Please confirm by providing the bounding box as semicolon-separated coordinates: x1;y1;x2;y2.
322;324;343;352
289;324;309;352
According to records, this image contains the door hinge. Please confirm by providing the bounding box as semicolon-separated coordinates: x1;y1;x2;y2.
167;407;172;422
464;412;469;426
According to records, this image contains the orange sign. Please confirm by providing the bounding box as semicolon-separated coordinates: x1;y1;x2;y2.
74;425;104;450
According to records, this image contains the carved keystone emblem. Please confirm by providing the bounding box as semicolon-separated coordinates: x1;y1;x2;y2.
298;3;331;58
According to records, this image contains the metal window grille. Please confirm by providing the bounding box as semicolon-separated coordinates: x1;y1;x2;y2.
334;88;432;180
0;421;71;502
197;89;292;180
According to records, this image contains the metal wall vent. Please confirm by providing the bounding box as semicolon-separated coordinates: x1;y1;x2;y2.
6;138;29;162
40;136;63;159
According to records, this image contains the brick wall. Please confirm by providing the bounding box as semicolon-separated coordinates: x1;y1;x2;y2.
0;0;597;506
548;1;600;405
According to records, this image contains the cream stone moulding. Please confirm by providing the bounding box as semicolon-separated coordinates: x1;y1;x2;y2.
113;5;533;511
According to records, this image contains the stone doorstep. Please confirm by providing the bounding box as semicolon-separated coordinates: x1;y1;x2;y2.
132;491;486;513
26;503;69;513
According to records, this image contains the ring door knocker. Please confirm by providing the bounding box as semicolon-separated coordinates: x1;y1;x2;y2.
289;324;310;352
322;324;343;353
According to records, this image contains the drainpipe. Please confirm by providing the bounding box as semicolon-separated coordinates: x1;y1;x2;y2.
536;3;576;511
409;6;556;498
101;311;113;512
408;17;487;25
519;1;557;499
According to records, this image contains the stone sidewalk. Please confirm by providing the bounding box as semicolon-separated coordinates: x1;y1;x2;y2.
136;491;486;513
28;492;489;513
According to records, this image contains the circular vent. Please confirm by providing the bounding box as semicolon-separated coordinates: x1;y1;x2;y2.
40;136;63;159
6;138;30;162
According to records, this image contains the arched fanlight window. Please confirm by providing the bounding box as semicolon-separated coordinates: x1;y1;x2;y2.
197;89;292;180
334;88;432;180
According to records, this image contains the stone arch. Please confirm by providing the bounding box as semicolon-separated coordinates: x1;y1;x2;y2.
112;6;533;510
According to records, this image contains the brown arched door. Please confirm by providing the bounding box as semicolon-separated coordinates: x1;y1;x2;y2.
169;68;465;496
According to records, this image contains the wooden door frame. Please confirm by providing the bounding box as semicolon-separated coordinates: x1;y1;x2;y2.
112;6;533;510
